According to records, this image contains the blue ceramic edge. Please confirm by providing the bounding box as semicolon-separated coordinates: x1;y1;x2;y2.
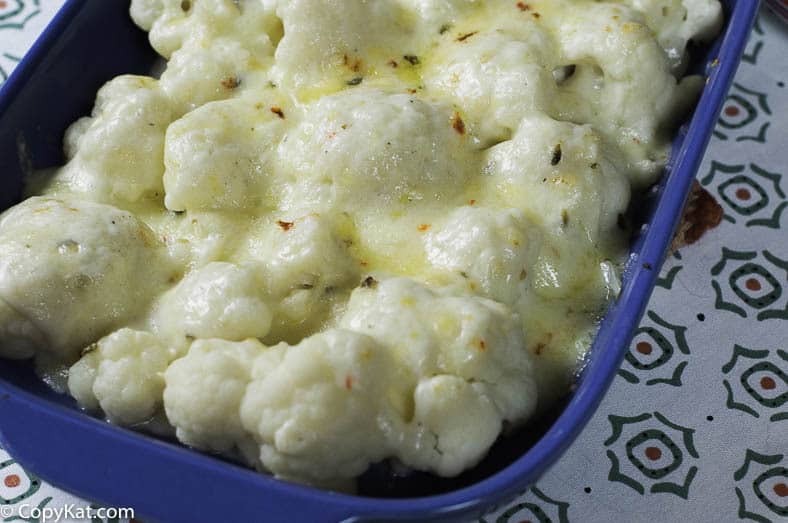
0;0;85;114
0;1;760;522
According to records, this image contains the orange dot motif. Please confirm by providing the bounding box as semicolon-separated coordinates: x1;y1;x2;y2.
735;188;751;200
745;278;762;291
4;474;20;488
759;376;776;390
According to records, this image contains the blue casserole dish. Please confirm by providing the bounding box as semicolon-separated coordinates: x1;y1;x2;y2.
0;1;760;521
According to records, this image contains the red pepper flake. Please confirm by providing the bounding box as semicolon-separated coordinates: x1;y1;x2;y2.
407;88;418;94
277;220;294;231
469;199;476;205
345;375;353;390
478;339;487;351
456;31;478;42
221;76;240;89
417;224;431;232
532;12;541;19
270;106;285;119
451;112;466;135
516;2;531;11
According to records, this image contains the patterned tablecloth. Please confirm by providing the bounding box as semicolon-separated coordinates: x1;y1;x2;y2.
1;2;787;522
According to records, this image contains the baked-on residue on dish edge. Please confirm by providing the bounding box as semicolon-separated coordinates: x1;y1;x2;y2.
0;0;721;489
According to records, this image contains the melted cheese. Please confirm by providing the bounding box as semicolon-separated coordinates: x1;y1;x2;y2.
0;0;722;487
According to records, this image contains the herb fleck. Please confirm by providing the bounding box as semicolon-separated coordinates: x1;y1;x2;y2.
457;31;478;42
551;144;562;165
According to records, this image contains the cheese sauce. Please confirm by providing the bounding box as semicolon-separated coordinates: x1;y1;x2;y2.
0;0;722;488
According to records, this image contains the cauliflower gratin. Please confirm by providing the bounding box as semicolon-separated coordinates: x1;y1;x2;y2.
0;0;722;489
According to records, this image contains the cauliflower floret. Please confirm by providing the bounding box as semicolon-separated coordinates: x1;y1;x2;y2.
141;1;279;112
425;23;557;145
263;214;356;295
159;39;260;114
53;76;175;204
485;116;630;300
240;329;395;484
139;0;278;60
129;0;163;31
155;262;273;342
424;206;541;305
68;329;179;426
152;212;250;270
163;97;289;212
270;0;416;90
278;88;478;214
548;3;703;185
341;277;536;424
395;375;503;476
243;214;357;341
616;0;723;73
485;115;629;240
340;278;536;476
163;338;262;463
0;198;172;360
